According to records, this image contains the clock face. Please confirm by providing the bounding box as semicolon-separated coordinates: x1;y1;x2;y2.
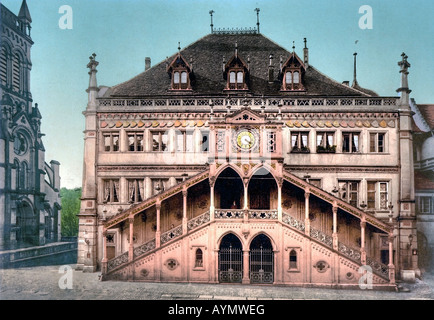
236;130;255;150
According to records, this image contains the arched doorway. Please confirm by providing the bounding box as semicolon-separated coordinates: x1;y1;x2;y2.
215;167;243;209
16;201;37;246
249;234;274;284
218;233;243;283
248;168;277;210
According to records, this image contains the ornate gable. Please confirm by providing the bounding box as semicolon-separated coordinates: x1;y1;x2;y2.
166;52;193;91
226;106;265;124
280;51;306;92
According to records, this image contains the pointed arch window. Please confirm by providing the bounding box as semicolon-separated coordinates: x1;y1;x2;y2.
12;53;21;92
0;47;9;86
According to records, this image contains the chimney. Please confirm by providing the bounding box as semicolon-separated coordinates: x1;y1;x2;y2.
268;54;274;83
145;57;151;71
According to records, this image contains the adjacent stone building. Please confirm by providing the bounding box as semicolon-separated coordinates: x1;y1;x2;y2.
411;100;434;271
0;0;62;250
78;21;420;288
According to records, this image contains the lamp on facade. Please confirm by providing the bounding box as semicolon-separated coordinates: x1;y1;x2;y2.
388;202;394;223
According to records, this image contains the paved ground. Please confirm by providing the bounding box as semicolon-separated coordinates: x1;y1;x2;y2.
1;264;434;301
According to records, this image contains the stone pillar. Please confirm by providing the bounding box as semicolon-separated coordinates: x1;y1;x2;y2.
128;216;134;261
304;189;310;236
332;204;338;250
388;234;396;284
182;189;188;234
101;229;108;274
243;178;249;210
360;218;366;265
277;178;283;222
242;250;250;284
156;202;161;248
209;177;215;222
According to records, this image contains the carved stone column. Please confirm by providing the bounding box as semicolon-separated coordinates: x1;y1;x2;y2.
156;202;161;248
182;189;188;234
277;177;283;222
242;249;250;284
360;218;366;265
101;229;108;274
128;216;134;262
209;177;215;222
243;178;249;210
304;189;310;236
388;234;396;284
332;205;338;250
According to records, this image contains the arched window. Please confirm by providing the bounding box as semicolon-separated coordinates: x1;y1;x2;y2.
0;47;8;86
237;71;243;84
195;248;203;267
181;71;188;84
289;249;297;269
229;71;236;84
285;71;292;84
20;162;28;190
14;159;20;190
293;72;300;84
12;53;21;92
173;71;180;84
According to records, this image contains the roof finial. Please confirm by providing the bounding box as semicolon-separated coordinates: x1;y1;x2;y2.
292;41;295;53
209;10;215;34
304;38;307;49
255;8;260;34
235;41;238;58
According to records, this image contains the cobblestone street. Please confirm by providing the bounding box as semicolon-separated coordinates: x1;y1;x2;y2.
1;264;434;301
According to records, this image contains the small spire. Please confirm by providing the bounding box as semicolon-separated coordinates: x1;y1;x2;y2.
255;8;260;33
209;10;215;34
292;41;295;55
19;0;32;23
235;41;238;58
178;42;181;54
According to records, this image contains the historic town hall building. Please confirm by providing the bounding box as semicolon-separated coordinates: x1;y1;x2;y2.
78;19;419;288
1;0;61;251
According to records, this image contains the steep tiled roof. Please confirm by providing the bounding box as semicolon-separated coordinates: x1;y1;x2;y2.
417;104;434;130
107;33;375;98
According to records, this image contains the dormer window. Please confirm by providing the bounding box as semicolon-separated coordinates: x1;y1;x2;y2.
224;44;249;91
167;52;192;91
281;52;305;91
228;70;245;90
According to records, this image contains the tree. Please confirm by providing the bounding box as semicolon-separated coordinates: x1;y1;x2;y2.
60;187;81;237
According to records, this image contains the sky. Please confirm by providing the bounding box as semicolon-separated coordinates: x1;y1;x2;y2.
2;0;434;189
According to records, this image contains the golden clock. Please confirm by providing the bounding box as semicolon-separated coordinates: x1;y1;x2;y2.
236;130;255;150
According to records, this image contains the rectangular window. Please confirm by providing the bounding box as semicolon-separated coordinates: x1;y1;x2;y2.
200;130;209;152
291;132;309;152
127;179;145;203
367;181;389;210
342;132;360;153
370;132;386;153
176;131;194;152
339;181;359;207
152;131;168;151
417;196;432;214
103;132;120;152
316;132;335;152
127;132;144;152
103;179;120;203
